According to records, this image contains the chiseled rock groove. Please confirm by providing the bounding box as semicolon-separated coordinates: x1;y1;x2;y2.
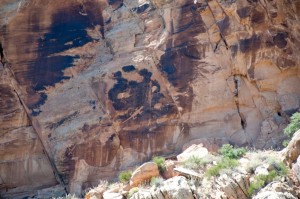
0;0;300;197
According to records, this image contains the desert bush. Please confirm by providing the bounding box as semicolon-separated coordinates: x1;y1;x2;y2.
247;170;277;196
267;159;289;176
219;144;246;159
205;157;238;178
245;153;273;173
183;154;217;170
183;155;205;170
245;152;289;175
283;112;300;146
152;156;166;174
128;187;139;198
282;140;289;147
150;176;164;187
247;160;289;196
119;170;132;183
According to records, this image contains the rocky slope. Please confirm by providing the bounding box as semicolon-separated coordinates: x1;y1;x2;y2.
83;143;299;199
0;0;300;197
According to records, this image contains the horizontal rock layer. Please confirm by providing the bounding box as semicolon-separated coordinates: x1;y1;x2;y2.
0;0;300;197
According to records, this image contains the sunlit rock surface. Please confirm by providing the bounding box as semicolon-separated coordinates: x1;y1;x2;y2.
0;0;300;197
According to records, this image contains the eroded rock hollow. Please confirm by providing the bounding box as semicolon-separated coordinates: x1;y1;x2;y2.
0;0;300;197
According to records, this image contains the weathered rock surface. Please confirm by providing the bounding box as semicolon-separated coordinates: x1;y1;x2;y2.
253;181;298;199
131;176;194;199
284;129;300;166
292;155;300;183
0;65;61;197
177;144;208;162
163;160;180;179
103;192;124;199
216;173;250;199
0;0;300;197
85;183;107;199
130;162;159;187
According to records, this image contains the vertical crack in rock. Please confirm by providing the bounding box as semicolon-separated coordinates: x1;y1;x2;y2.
0;41;6;66
2;59;67;193
231;176;249;198
233;75;246;130
206;0;229;50
233;75;255;145
220;33;229;49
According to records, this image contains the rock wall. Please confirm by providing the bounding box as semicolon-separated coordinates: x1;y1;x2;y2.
0;0;300;197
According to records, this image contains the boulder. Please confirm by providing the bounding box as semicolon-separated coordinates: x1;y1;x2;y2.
284;130;300;166
163;160;180;179
103;192;124;199
253;182;298;199
196;178;217;198
130;162;159;187
149;188;164;199
255;165;269;176
159;176;194;199
292;156;300;183
130;189;152;199
216;173;250;199
182;138;228;153
129;176;194;199
173;167;202;178
177;144;209;162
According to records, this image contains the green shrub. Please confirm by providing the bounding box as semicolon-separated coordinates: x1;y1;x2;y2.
183;155;205;170
247;161;289;196
205;157;238;178
219;144;247;159
150;176;164;187
248;170;277;196
152;156;166;173
119;170;132;183
267;159;289;176
128;187;139;198
247;177;265;197
282;140;289;147
284;112;300;138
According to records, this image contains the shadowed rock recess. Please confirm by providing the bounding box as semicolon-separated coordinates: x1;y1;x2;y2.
0;0;300;197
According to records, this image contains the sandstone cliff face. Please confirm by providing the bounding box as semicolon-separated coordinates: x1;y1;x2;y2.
0;0;300;197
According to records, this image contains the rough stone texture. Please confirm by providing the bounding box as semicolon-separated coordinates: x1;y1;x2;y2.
0;0;300;197
85;183;107;199
253;181;298;199
177;144;208;162
163;160;180;179
130;176;195;199
130;189;153;199
255;165;269;176
103;192;124;199
182;138;228;152
0;62;60;197
284;129;300;166
130;162;159;187
157;176;194;199
216;173;250;199
292;155;300;183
